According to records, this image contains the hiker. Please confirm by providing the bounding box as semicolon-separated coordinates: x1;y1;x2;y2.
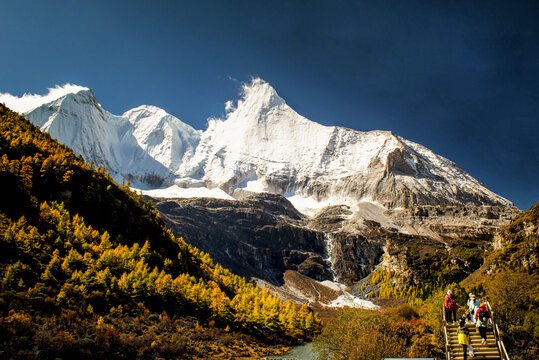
467;293;480;323
444;290;458;323
475;302;490;344
457;319;471;360
464;310;473;324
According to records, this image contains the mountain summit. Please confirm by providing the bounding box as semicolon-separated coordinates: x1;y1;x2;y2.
2;79;514;213
180;79;512;211
8;86;201;186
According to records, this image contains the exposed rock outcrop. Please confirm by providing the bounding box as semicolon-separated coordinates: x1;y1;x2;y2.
152;193;331;284
386;205;520;238
151;193;518;292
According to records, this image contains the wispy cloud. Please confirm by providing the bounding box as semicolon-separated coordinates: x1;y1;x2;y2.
0;84;89;113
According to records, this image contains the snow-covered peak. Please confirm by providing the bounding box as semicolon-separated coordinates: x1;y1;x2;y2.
10;85;200;187
186;79;397;188
237;78;285;112
121;104;200;173
0;84;89;114
180;78;336;188
123;105;199;135
225;78;290;127
50;88;99;112
2;80;514;210
123;105;170;120
182;79;513;210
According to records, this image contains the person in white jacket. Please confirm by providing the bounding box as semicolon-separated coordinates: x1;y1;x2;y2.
467;293;480;324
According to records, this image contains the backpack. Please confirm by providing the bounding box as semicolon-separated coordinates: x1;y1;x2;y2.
447;297;457;310
478;309;489;322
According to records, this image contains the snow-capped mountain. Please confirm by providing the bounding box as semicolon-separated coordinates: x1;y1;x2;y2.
4;86;200;186
179;79;512;211
1;80;513;212
0;81;520;307
119;105;200;184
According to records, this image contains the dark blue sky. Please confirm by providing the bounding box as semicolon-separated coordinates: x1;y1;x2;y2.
1;0;538;209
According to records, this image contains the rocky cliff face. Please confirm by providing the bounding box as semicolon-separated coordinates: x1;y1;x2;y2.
151;193;512;292
490;201;538;271
153;193;388;285
152;193;332;284
386;205;520;238
325;232;386;285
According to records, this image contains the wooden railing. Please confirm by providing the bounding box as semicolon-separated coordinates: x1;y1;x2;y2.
486;301;510;360
443;299;511;360
442;303;451;360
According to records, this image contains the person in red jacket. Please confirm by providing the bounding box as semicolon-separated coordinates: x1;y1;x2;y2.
475;303;490;344
444;289;458;323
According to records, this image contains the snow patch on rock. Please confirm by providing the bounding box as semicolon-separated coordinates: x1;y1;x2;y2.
133;185;235;200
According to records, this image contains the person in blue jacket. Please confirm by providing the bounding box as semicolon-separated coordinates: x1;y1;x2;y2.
467;293;480;323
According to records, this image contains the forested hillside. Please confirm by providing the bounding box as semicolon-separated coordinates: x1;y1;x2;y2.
463;201;539;360
0;104;321;359
314;203;538;360
492;201;538;271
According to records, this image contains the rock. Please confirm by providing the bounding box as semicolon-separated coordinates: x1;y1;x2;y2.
386;205;520;238
151;194;328;284
150;193;520;303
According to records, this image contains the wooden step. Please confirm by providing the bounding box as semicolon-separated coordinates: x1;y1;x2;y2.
447;325;491;330
447;328;492;332
449;343;497;347
450;347;500;357
446;324;491;330
448;342;499;350
448;336;494;342
449;343;498;350
451;352;501;360
450;348;500;355
448;342;497;348
449;347;499;355
446;324;501;359
451;356;500;359
448;337;494;342
447;333;494;341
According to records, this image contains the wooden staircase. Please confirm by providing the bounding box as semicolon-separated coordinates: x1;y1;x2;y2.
446;322;500;359
442;302;510;360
